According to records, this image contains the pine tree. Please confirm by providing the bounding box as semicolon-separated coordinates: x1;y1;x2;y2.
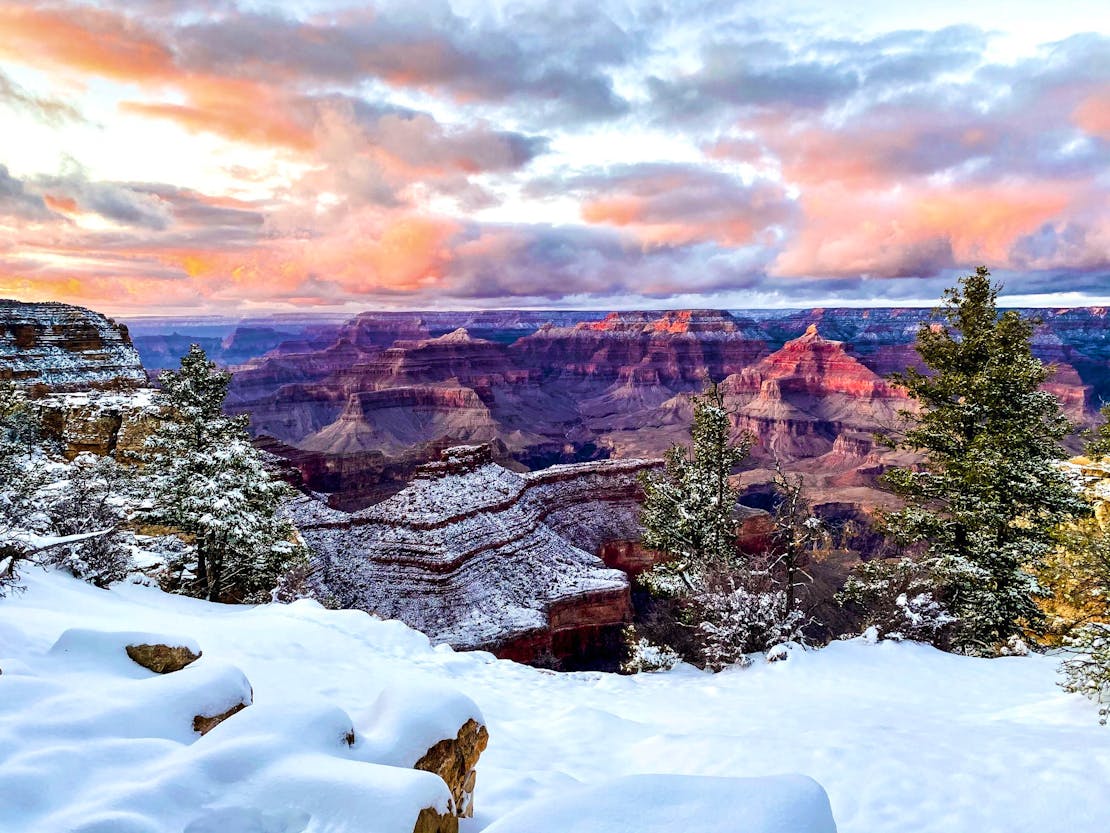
640;382;752;592
880;266;1088;653
143;345;306;602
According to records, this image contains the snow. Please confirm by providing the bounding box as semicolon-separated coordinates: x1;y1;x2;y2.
3;570;1110;833
482;773;836;833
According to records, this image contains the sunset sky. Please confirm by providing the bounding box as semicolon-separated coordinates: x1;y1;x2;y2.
1;0;1108;314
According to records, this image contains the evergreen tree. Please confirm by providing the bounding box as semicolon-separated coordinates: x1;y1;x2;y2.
634;384;805;668
880;266;1087;653
143;345;306;602
640;382;752;592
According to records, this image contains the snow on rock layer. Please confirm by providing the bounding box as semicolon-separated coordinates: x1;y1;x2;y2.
35;388;162;459
295;444;660;665
0;299;147;390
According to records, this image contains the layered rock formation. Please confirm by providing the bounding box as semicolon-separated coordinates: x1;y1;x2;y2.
723;324;908;459
1;300;146;390
294;445;660;668
35;388;162;459
159;305;1109;516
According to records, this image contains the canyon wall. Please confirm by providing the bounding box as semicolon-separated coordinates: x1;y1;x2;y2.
294;445;662;668
2;300;147;390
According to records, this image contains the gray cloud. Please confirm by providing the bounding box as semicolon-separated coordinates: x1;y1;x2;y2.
175;2;635;123
0;69;85;126
0;164;55;220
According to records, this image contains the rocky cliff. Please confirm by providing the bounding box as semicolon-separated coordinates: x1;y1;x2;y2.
723;324;908;459
196;306;1109;515
294;445;661;668
1;300;147;390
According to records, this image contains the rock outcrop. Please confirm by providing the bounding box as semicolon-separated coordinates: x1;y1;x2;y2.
723;324;908;459
414;718;489;819
1;299;147;390
125;641;202;674
35;388;162;459
293;445;661;667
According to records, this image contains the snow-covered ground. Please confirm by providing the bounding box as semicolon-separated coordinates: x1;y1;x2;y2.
2;571;1109;833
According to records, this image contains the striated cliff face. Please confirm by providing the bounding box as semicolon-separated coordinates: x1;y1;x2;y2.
512;309;767;386
294;445;661;668
36;389;162;460
721;325;915;509
202;306;1109;513
301;386;501;455
1;300;147;390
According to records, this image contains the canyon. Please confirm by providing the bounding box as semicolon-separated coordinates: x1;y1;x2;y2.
195;306;1109;514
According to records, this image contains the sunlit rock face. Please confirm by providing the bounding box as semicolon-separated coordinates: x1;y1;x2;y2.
1;300;147;391
293;445;661;669
206;306;1107;515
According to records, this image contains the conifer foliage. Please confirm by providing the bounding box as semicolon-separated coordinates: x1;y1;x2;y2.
877;267;1087;653
1087;405;1110;460
0;382;41;594
143;345;306;602
640;383;752;591
636;384;804;668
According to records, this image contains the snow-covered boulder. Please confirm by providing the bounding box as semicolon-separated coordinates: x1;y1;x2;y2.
2;615;488;833
360;681;488;818
49;628;201;675
482;773;837;833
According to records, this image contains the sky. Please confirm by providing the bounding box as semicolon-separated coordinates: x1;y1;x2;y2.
0;0;1108;315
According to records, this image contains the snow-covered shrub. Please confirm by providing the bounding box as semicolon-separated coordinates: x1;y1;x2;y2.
1060;623;1110;725
840;557;956;647
0;546;26;597
38;454;133;587
696;578;804;670
621;626;681;673
270;557;338;608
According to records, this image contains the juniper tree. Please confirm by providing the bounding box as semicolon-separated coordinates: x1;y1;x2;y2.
879;266;1087;653
143;345;306;602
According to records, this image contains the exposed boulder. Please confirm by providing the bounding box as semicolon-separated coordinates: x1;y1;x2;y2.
414;718;489;818
193;699;250;736
125;641;202;674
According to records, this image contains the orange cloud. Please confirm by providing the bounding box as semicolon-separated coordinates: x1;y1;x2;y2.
773;180;1074;278
43;195;79;214
1074;89;1110;139
0;5;174;81
583;196;760;247
120;78;315;151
